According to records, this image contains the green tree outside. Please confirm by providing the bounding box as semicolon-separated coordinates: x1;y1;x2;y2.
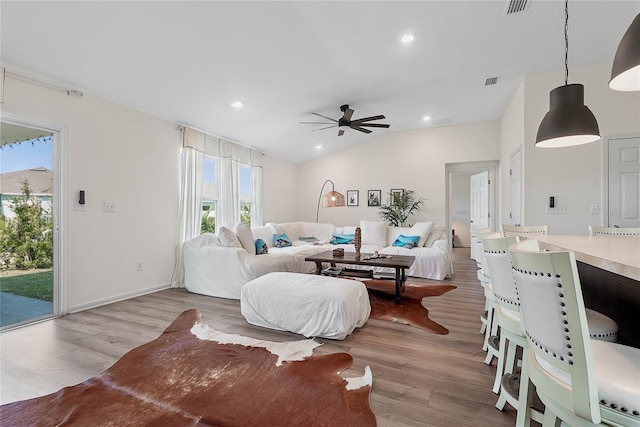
1;180;53;269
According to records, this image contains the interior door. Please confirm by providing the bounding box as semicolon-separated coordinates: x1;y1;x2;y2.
608;136;640;227
510;147;522;226
470;171;489;228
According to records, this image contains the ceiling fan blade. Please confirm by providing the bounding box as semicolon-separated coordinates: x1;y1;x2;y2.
311;124;338;132
299;121;335;125
350;126;372;134
338;129;345;137
352;115;386;123
342;108;354;122
311;112;338;122
357;123;390;128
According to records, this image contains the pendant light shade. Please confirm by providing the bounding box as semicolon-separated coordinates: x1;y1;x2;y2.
535;84;600;147
609;13;640;92
535;0;600;148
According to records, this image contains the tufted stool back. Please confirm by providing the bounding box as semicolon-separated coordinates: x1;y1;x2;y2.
509;240;639;426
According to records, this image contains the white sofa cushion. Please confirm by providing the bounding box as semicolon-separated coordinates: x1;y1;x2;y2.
360;220;387;246
219;226;243;248
252;225;276;248
425;225;447;247
386;226;412;247
271;222;302;242
235;223;256;255
297;222;335;243
411;221;434;247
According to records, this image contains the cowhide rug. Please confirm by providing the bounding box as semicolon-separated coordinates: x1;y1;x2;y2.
0;309;376;427
365;279;457;335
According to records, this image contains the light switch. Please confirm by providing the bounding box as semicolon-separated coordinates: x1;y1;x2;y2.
103;201;116;213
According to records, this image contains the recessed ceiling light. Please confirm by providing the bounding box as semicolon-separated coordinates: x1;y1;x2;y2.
422;115;431;121
315;145;323;150
401;34;415;44
231;101;243;109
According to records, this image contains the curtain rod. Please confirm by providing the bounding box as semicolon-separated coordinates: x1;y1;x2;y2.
177;123;263;155
4;68;83;97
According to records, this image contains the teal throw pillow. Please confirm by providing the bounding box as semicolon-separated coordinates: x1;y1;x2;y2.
392;235;420;249
273;233;292;248
330;234;355;245
255;238;268;255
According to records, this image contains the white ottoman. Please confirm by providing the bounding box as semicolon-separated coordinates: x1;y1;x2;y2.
240;272;371;340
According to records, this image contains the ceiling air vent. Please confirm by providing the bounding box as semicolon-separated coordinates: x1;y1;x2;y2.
430;116;455;128
504;0;530;15
485;76;500;86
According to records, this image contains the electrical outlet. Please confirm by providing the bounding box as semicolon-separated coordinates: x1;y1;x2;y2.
136;262;143;271
590;204;599;214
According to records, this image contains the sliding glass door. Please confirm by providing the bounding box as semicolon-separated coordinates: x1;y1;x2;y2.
0;121;57;329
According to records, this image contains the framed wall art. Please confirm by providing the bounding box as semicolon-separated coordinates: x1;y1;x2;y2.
367;190;381;207
347;190;359;206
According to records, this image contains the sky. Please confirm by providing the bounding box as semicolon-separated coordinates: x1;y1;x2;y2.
203;157;252;197
0;137;53;173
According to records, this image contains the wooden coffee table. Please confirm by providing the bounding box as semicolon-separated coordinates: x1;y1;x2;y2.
305;251;415;302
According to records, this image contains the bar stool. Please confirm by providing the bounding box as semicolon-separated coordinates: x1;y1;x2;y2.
588;225;640;236
484;238;619;414
510;241;639;427
501;224;548;238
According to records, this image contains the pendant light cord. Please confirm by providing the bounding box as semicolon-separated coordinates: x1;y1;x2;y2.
564;0;569;86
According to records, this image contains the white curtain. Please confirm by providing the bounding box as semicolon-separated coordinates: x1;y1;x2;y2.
174;127;204;287
217;139;239;229
251;149;263;226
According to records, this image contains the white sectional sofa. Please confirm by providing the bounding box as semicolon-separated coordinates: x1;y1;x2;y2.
183;220;452;299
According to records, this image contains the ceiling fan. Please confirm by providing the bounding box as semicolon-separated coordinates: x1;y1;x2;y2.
300;104;390;136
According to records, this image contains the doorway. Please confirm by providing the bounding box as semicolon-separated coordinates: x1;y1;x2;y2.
0;121;60;329
446;161;499;248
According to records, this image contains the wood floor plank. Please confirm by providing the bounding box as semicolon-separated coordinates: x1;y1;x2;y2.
0;247;518;425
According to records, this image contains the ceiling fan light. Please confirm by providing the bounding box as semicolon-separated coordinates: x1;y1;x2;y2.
609;13;640;92
535;84;600;148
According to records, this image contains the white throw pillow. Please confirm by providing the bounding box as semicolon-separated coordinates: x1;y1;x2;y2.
274;222;302;242
360;220;387;247
424;225;447;247
386;226;412;247
218;226;243;249
252;225;276;247
342;226;357;235
411;221;434;247
235;222;256;255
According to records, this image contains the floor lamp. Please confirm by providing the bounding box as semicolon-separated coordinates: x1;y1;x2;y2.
316;179;345;222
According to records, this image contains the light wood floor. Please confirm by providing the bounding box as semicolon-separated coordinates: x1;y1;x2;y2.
0;248;517;426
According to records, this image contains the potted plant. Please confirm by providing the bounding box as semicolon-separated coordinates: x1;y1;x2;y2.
377;189;425;227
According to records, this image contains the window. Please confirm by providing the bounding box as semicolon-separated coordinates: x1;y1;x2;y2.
201;155;218;234
239;163;252;225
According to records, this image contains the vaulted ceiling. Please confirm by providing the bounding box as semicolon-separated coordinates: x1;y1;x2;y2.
2;1;638;163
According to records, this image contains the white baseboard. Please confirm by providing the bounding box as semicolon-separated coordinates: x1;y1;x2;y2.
67;283;171;314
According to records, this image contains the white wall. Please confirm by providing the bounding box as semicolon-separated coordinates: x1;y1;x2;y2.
451;173;471;247
499;79;525;227
3;78;180;311
262;154;299;223
297;121;501;227
521;62;640;234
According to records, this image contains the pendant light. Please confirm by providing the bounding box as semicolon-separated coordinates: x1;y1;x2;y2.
535;0;600;148
609;13;640;92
